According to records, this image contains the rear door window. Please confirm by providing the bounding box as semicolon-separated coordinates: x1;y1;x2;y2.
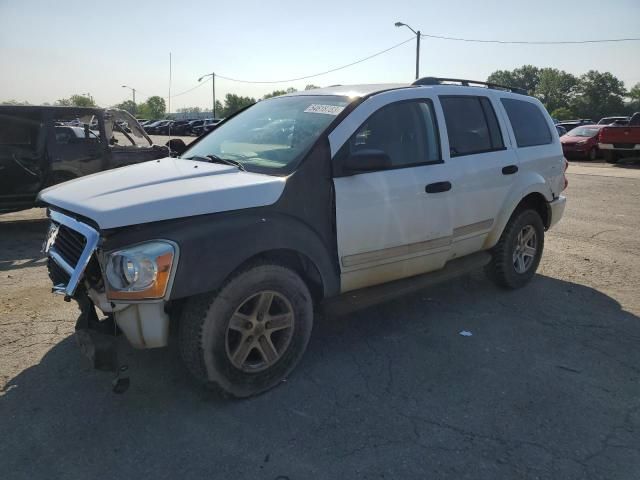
501;98;552;148
439;96;504;157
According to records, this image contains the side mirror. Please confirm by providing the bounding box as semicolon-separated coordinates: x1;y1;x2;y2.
343;149;392;173
166;138;187;156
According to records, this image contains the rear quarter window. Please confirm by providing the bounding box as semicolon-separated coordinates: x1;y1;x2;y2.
501;98;552;148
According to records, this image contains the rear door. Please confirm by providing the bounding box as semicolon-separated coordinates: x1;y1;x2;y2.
436;94;520;257
48;113;105;180
332;94;452;292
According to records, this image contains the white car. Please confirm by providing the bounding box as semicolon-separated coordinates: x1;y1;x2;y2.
39;77;567;397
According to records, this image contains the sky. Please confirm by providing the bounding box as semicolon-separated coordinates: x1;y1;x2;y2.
1;0;639;111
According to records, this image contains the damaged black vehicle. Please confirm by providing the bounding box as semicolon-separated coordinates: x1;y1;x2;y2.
0;106;169;213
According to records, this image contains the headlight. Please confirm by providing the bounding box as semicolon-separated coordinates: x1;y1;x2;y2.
576;140;587;146
104;241;176;301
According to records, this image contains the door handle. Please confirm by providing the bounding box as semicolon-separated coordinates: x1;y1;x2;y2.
502;165;519;175
425;181;452;193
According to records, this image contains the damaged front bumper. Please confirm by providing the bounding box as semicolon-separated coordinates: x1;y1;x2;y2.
45;210;171;354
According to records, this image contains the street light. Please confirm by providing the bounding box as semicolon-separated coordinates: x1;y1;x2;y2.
395;22;421;80
198;73;216;118
121;85;136;105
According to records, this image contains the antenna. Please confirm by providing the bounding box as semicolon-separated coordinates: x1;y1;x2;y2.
168;52;172;140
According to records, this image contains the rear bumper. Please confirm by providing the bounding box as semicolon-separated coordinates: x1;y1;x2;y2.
548;196;566;229
599;143;640;151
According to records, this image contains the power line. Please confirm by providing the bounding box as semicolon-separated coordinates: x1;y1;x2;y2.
171;76;211;97
420;32;640;45
211;37;416;85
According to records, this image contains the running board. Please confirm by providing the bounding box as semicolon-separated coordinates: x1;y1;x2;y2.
322;251;492;316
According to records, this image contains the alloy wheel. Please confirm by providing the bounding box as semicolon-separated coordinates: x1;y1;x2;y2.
513;225;537;274
225;291;295;372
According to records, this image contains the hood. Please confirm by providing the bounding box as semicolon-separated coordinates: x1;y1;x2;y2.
38;157;286;229
561;136;592;145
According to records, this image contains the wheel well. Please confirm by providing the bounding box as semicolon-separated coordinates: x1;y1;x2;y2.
236;249;325;303
514;193;550;229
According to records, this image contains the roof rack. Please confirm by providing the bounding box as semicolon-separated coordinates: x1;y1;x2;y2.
411;77;527;95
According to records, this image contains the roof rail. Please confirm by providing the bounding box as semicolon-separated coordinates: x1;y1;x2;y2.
412;77;527;95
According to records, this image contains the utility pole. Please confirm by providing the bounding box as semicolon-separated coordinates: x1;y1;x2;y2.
198;72;216;118
121;85;136;105
415;31;421;80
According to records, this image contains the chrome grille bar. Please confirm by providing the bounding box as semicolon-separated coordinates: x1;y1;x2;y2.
45;210;100;297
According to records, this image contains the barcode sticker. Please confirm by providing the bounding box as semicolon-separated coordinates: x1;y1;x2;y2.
304;104;345;115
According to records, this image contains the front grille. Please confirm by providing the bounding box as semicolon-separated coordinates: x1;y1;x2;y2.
45;210;99;296
48;257;70;286
54;224;87;267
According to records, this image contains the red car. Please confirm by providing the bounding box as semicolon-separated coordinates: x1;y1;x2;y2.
560;125;604;160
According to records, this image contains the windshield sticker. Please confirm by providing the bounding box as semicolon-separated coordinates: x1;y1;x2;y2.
304;104;345;115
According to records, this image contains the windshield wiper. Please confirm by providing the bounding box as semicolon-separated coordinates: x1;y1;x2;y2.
184;154;246;171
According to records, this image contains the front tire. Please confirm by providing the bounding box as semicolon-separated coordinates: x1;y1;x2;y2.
588;147;597;161
179;264;313;398
485;209;545;289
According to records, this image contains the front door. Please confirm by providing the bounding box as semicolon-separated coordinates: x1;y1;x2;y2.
332;98;452;292
0;109;46;207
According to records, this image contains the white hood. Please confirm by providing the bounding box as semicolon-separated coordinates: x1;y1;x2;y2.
38;157;286;229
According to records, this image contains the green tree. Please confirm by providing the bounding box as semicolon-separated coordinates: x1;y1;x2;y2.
549;107;575;120
1;99;30;105
569;70;626;120
214;100;224;117
262;87;296;100
138;96;166;119
534;68;577;113
222;94;256;117
56;94;96;107
487;65;541;94
627;83;640;114
114;99;137;115
305;84;320;90
177;106;202;114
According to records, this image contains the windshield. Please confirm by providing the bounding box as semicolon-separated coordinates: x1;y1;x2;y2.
568;126;600;137
182;95;351;175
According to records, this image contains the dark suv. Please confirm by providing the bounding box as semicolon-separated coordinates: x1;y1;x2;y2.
0;106;169;213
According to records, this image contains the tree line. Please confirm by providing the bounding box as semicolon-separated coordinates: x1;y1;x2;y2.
4;73;638;122
487;66;640;120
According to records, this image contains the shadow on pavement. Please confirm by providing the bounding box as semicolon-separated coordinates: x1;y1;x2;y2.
0;217;48;272
2;272;639;479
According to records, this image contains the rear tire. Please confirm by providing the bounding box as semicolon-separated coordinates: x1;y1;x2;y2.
604;151;619;164
179;263;313;398
485;209;545;289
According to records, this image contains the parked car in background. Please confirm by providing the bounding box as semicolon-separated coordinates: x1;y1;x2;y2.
560;125;603;160
192;118;221;136
556;119;592;132
203;118;224;134
38;78;567;397
187;119;204;135
597;116;629;126
167;120;192;135
154;120;176;135
599;118;640;163
555;125;567;137
145;120;172;135
0;106;169;213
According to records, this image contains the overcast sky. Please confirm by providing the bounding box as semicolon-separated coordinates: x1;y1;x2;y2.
1;0;639;110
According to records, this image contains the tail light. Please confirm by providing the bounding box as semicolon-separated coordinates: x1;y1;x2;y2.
562;158;569;190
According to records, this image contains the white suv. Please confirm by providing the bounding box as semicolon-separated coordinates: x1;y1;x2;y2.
39;77;567;397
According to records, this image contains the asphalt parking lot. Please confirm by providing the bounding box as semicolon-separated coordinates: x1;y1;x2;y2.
1;159;639;479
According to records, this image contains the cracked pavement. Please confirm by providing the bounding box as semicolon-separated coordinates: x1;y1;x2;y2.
1;160;639;479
